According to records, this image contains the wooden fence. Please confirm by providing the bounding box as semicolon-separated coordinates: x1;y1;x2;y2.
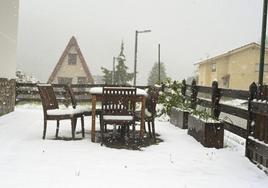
16;83;149;105
182;80;268;168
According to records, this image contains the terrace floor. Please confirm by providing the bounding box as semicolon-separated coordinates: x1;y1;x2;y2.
0;107;267;188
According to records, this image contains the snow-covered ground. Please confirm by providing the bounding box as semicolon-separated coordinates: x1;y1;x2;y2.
0;107;267;188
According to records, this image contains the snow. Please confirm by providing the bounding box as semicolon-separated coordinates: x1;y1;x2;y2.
248;136;268;147
47;108;85;116
37;83;51;86
89;87;148;96
220;99;248;110
0;107;267;188
103;115;134;121
191;114;220;123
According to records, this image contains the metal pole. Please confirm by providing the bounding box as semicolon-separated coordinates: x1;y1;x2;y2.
133;31;138;86
158;44;161;84
259;0;268;85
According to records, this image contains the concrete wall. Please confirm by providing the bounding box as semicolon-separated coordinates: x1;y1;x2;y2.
0;0;19;79
197;46;268;90
0;0;19;116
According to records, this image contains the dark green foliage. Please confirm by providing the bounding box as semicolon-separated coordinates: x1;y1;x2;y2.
101;41;134;85
114;59;134;85
158;79;213;121
101;67;113;84
158;80;188;116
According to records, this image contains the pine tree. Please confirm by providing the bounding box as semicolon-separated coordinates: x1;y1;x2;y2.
101;67;113;84
147;62;168;85
101;41;134;85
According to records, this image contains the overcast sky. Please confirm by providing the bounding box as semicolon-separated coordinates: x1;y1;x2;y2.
17;0;263;84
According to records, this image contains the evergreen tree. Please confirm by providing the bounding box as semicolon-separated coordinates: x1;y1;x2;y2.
101;67;112;84
101;41;134;85
147;62;168;85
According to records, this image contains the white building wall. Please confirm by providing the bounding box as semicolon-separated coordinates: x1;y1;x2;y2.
0;0;19;79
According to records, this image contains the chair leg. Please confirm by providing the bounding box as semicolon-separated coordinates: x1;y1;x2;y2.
152;120;156;143
55;120;60;138
100;122;105;145
148;121;152;138
71;118;76;140
144;123;147;133
43;119;47;139
81;116;85;138
132;124;135;140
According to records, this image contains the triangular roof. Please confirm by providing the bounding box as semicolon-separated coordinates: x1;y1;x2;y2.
48;36;94;83
195;42;268;65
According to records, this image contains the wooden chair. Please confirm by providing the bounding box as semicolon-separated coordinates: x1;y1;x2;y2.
37;84;85;139
65;84;102;118
100;87;137;144
135;86;159;142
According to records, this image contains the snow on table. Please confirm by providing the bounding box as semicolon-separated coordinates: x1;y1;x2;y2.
89;87;148;96
0;107;267;188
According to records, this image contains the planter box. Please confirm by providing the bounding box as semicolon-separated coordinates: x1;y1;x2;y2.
246;137;268;168
187;114;224;149
170;107;189;129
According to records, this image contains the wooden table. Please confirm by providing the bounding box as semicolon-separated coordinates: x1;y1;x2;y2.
89;87;147;142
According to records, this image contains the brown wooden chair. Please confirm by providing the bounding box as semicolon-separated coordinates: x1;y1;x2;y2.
37;84;85;139
135;86;159;142
100;87;137;144
65;84;102;118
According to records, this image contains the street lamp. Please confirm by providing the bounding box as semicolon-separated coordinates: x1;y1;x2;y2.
259;0;268;85
158;44;161;84
133;29;151;86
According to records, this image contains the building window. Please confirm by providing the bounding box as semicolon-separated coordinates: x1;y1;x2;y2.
68;54;77;65
211;63;216;72
77;77;87;91
222;74;230;88
77;77;86;84
255;64;268;72
58;77;73;84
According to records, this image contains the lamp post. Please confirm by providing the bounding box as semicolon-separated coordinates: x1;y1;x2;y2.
259;0;268;85
158;44;161;84
133;29;151;86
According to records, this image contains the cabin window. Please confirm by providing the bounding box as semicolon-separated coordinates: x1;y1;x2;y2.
77;77;86;84
68;54;77;65
58;77;73;84
211;63;216;72
77;77;86;91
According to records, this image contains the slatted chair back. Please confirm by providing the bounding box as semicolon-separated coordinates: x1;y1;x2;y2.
37;84;59;113
102;87;137;117
65;85;77;109
146;86;159;116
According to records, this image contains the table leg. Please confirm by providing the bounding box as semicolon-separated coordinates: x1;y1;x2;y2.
140;96;146;140
91;95;96;142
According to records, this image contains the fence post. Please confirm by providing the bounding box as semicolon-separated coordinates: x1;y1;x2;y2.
190;79;198;109
247;82;257;139
211;81;221;120
181;79;186;103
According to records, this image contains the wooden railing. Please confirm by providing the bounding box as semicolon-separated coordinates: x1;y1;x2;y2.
15;83;149;104
183;80;249;138
182;80;268;168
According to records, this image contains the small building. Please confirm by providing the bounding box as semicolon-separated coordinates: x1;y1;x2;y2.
195;42;268;90
48;36;94;84
0;0;19;116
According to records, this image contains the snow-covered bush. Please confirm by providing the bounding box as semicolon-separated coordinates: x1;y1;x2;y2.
158;79;213;121
158;80;189;116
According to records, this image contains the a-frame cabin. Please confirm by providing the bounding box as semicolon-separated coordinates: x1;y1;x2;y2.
48;36;94;84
